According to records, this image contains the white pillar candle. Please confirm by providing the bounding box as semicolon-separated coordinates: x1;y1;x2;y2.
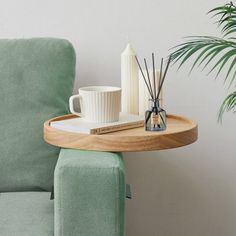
138;69;163;116
121;43;139;114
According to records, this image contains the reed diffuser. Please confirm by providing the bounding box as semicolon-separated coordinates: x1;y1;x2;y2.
135;54;171;131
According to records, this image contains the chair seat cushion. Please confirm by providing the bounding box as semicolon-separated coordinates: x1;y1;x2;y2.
0;192;53;236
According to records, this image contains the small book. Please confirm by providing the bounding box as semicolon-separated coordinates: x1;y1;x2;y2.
50;113;144;134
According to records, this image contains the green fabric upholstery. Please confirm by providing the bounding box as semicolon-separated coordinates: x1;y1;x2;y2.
0;192;53;236
0;38;76;192
0;38;126;236
54;149;126;236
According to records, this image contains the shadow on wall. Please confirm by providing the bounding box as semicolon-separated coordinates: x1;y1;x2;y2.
123;149;228;236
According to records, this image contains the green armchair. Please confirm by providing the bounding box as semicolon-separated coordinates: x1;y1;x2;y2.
0;38;125;236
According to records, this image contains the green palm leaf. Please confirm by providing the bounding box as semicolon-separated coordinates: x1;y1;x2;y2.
170;36;236;81
209;1;236;36
170;2;236;119
218;90;236;121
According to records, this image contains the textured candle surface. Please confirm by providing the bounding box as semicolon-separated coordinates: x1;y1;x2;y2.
138;69;163;116
121;43;139;114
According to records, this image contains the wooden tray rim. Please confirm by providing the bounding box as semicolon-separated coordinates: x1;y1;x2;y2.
45;114;197;137
44;114;198;152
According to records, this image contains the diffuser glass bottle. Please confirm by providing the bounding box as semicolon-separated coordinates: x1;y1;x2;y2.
135;53;171;132
145;99;166;131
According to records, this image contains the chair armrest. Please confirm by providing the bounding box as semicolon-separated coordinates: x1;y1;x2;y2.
54;149;125;236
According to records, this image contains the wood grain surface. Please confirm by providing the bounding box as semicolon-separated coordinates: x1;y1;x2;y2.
44;114;198;152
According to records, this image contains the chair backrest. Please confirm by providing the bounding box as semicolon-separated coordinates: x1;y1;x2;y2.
0;38;76;192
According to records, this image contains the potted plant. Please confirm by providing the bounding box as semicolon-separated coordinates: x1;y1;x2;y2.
170;1;236;120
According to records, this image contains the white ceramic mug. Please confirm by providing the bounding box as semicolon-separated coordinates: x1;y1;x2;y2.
69;86;121;123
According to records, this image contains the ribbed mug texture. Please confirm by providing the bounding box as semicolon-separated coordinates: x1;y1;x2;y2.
79;86;121;123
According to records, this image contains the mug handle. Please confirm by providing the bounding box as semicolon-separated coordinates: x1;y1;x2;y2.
69;94;82;116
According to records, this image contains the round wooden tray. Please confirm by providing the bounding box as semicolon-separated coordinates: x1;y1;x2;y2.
44;114;198;152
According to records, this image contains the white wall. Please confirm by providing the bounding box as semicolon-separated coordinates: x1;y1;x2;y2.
2;0;236;235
